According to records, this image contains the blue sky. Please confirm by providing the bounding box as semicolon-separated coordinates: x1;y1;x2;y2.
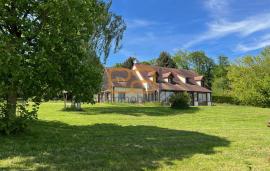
107;0;270;66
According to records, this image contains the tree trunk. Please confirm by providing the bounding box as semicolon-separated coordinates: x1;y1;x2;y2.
76;103;81;110
63;93;67;109
7;90;17;119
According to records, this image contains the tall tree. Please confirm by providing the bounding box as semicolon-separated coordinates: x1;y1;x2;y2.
212;56;230;95
172;50;190;69
188;51;215;88
0;0;125;122
156;51;177;68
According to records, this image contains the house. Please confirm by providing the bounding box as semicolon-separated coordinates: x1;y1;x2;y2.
98;62;212;106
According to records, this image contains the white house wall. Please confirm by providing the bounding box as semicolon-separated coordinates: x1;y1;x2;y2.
196;81;202;86
177;75;186;83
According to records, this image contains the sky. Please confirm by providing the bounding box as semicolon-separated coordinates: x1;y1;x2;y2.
107;0;270;66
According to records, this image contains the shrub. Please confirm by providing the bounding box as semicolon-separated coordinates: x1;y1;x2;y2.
212;95;238;104
0;102;38;135
169;92;190;109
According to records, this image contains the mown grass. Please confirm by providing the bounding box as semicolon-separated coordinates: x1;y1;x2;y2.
0;102;270;170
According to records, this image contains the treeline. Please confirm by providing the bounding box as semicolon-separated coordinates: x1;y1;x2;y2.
115;47;270;107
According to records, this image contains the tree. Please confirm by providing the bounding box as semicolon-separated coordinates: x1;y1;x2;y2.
228;47;270;107
188;51;215;88
141;58;157;65
113;63;123;68
140;61;151;65
0;0;125;130
121;57;136;69
212;56;230;95
156;51;177;68
113;57;136;69
172;50;190;69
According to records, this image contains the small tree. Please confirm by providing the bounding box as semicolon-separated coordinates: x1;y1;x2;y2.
169;92;190;109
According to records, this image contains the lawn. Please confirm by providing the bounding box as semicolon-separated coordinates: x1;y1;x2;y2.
0;102;270;170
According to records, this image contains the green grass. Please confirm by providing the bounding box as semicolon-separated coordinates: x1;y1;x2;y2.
1;102;270;170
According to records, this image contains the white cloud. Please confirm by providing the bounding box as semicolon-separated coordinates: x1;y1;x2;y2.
182;0;270;53
236;34;270;52
184;13;270;48
204;0;230;17
127;19;157;29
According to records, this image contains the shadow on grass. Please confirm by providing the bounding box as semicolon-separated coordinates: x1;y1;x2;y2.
80;106;200;116
0;120;230;170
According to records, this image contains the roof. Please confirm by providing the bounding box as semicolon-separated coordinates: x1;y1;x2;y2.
147;71;158;77
162;72;173;78
133;63;211;93
194;76;204;81
103;68;144;90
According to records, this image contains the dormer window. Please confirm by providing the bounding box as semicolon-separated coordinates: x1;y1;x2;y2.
163;72;174;84
194;76;204;87
148;71;158;83
168;76;173;84
186;78;190;84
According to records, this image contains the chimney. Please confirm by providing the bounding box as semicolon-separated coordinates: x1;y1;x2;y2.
133;58;139;64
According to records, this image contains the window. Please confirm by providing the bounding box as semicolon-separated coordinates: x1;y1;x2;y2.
207;93;211;101
168;77;173;83
118;92;126;102
201;81;205;87
194;92;198;101
198;93;207;102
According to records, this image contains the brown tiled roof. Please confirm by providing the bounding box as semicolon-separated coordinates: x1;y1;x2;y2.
162;72;173;78
102;64;211;93
103;68;144;90
133;63;211;93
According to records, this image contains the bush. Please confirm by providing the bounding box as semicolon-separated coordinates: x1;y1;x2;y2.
0;102;38;135
169;92;190;109
0;117;29;135
212;95;235;104
212;95;238;105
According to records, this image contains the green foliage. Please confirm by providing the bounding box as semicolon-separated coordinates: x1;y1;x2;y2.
214;56;230;78
0;0;125;124
122;57;136;69
0;102;38;135
140;61;151;65
114;57;136;69
172;50;190;69
113;63;124;68
140;59;157;65
228;47;270;107
0;117;28;135
169;92;190;109
188;51;215;88
212;56;230;95
212;95;237;104
171;50;215;88
156;51;177;68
